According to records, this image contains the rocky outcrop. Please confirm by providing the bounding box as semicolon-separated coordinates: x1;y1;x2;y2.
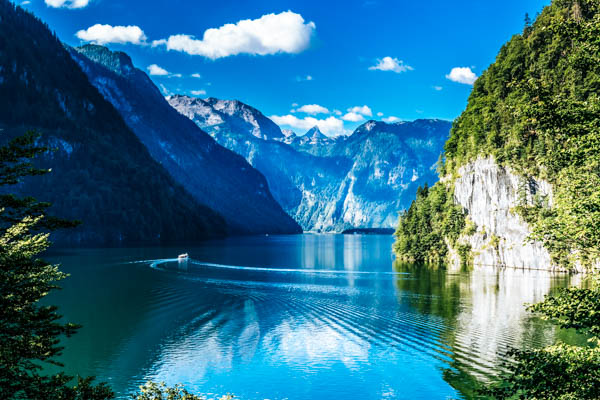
446;158;563;270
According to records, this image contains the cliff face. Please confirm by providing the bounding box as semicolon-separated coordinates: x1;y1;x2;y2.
446;158;560;270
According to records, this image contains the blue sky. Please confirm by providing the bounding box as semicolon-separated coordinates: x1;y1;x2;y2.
21;0;549;136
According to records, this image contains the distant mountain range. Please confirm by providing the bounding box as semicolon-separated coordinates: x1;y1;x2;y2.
70;44;300;235
168;95;451;231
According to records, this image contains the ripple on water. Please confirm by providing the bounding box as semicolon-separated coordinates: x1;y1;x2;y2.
82;253;574;400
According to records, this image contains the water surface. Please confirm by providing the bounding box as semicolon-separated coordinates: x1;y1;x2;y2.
47;234;584;399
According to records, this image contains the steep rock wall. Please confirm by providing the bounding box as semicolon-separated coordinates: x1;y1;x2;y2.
448;158;565;271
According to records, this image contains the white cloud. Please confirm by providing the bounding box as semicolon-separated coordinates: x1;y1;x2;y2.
296;75;313;82
153;11;315;59
333;109;342;116
376;112;384;117
294;104;329;115
171;73;182;78
383;116;400;123
433;86;443;91
191;90;207;96
76;24;147;45
21;0;31;5
270;114;344;136
191;73;202;78
341;112;364;122
147;64;169;76
446;67;477;85
291;102;299;107
46;0;89;8
347;105;372;117
369;56;413;73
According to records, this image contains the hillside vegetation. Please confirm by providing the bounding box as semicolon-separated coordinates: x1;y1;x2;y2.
396;0;600;269
0;1;226;244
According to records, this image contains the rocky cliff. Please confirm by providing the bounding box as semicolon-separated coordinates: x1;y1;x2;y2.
445;158;559;270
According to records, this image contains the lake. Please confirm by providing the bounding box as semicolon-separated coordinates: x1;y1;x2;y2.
47;234;585;399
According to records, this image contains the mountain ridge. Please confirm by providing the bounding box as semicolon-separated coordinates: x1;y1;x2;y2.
168;94;451;232
71;44;301;235
0;1;227;244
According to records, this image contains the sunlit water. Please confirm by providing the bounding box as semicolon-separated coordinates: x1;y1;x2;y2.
47;234;586;399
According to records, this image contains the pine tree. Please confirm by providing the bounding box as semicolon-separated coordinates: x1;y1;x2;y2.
0;131;113;399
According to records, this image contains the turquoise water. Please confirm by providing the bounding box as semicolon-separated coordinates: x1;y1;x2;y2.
47;234;583;399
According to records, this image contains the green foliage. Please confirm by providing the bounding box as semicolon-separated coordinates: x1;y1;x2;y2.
393;183;466;263
132;382;234;400
463;218;477;236
483;278;600;399
0;131;79;232
0;132;113;399
483;344;600;400
529;282;600;338
456;243;472;267
442;0;600;268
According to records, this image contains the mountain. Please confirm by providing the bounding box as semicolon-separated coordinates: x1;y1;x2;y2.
0;1;226;244
167;95;451;232
394;0;600;272
170;96;285;142
281;129;296;139
288;126;335;148
69;44;300;235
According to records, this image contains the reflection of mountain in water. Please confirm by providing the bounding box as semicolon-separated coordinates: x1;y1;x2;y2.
393;262;586;397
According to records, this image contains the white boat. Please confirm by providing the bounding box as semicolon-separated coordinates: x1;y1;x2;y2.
178;253;189;260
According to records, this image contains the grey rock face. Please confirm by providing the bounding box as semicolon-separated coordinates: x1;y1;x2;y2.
168;95;451;232
169;95;285;142
448;157;561;270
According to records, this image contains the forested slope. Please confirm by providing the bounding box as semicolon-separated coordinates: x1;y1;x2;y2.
395;0;600;270
0;1;226;244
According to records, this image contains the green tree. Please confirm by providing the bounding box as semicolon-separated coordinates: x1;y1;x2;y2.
132;382;234;400
482;279;600;399
0;131;113;399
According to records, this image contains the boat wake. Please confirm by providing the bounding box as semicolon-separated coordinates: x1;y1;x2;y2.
145;258;409;276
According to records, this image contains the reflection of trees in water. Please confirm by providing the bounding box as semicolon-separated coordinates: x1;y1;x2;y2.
392;261;585;399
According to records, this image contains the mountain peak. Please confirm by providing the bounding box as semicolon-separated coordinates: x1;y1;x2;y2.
75;44;135;77
282;129;296;138
354;120;383;134
168;96;285;141
305;125;326;139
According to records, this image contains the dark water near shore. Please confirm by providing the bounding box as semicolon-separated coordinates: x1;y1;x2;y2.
47;234;585;399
